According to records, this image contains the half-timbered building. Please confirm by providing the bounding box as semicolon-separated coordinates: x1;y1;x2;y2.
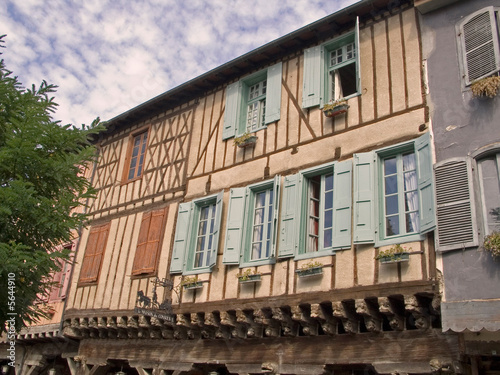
61;1;461;374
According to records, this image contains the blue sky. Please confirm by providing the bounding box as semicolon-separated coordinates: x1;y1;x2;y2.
2;0;358;127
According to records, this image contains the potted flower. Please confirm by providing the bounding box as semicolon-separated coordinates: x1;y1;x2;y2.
375;244;411;264
322;98;349;118
237;269;262;283
295;260;323;277
181;275;203;290
471;76;500;98
483;231;500;257
234;132;258;148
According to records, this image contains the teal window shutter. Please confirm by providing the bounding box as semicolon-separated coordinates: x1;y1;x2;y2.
209;190;224;269
302;45;322;108
354;16;361;94
278;173;300;258
170;202;193;273
353;152;376;244
223;187;247;264
223;81;242;140
332;159;353;249
415;133;436;233
264;62;283;124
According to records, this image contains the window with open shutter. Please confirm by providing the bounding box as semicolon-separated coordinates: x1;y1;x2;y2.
222;62;282;140
132;207;168;276
79;223;110;284
457;7;500;86
302;17;360;109
170;192;224;275
434;158;478;251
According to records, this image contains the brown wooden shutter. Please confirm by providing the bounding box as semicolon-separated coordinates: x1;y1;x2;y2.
48;262;63;302
132;207;167;275
79;223;110;283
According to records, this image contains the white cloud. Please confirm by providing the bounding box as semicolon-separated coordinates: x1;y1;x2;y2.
1;0;359;126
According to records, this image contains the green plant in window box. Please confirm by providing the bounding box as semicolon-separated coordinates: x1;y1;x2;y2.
295;260;323;277
181;275;203;290
234;132;258;148
483;231;500;258
375;244;411;264
237;268;262;283
322;98;349;118
471;76;500;98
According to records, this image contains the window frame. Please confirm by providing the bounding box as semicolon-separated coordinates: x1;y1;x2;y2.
353;133;435;247
131;207;168;277
223;176;280;267
277;160;352;261
122;126;150;183
456;6;500;88
302;17;360;109
170;191;223;275
222;62;282;140
477;152;500;235
376;145;422;244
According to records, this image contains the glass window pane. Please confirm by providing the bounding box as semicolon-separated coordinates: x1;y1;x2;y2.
404;191;419;212
253;225;263;242
385;175;398;195
324;190;333;210
406;212;419;233
386;216;400;236
324;229;332;248
403;152;416;172
384;157;397;175
385;195;399;215
324;210;332;229
325;174;334;191
252;243;262;260
479;157;500;232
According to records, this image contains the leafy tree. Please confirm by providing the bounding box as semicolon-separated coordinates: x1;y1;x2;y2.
0;35;103;331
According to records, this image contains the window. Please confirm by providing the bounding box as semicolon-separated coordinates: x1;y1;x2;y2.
79;223;110;284
170;192;223;274
125;130;148;181
223;177;280;266
381;151;419;238
478;152;500;234
457;7;500;86
353;133;435;246
278;161;351;259
302;17;360;109
48;247;72;302
222;62;282;140
132;207;168;276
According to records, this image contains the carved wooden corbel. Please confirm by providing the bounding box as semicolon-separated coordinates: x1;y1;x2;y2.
355;298;382;332
332;301;359;333
405;295;430;329
291;305;318;336
254;308;280;337
310;303;337;335
378;296;405;331
272;307;298;337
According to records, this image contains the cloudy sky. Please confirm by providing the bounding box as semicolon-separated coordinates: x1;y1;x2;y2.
2;0;359;127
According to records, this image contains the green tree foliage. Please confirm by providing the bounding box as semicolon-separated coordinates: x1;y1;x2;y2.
0;35;103;330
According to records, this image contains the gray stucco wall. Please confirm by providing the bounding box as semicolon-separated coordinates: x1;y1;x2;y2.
420;0;500;304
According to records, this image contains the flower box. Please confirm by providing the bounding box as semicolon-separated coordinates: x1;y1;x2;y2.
182;281;203;290
238;274;262;283
295;266;323;277
323;103;349;118
234;133;258;148
378;253;410;264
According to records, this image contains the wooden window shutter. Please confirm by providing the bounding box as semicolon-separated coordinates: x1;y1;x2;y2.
222;81;242;140
79;223;110;283
302;45;323;108
278;173;300;258
333;159;353;249
209;191;224;269
170;202;193;273
264;62;283;124
416;132;436;234
132;208;167;275
434;158;478;252
353;152;376;244
459;7;500;85
48;262;63;302
222;187;247;264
